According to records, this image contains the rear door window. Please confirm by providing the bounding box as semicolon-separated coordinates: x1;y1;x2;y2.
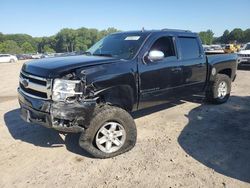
178;37;200;60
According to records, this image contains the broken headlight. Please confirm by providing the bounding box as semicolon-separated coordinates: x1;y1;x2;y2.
52;79;82;102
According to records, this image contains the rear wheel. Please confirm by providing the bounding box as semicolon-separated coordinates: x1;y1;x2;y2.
79;105;137;158
206;74;231;104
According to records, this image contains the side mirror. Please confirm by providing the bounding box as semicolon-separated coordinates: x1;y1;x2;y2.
148;50;164;62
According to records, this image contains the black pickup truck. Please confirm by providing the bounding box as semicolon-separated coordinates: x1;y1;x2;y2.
18;29;237;158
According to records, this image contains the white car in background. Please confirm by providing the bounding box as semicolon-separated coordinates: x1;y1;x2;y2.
203;44;224;54
0;54;18;63
237;43;250;65
31;54;43;59
210;45;225;54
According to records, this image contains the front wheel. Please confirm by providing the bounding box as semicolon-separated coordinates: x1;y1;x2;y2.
206;74;231;104
79;105;137;158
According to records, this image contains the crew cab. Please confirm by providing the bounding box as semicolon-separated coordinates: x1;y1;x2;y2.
18;29;237;158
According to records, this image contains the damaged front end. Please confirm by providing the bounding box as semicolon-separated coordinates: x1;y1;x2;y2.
18;71;97;133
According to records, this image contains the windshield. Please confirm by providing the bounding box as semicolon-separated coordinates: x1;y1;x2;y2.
243;44;250;50
86;33;148;60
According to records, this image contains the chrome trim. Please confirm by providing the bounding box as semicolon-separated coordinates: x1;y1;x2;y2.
19;71;52;99
19;88;50;100
21;71;47;81
19;77;47;93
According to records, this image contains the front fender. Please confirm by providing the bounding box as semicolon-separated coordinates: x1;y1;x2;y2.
76;60;138;111
94;85;135;111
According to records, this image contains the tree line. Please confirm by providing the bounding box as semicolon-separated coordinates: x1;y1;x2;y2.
0;27;119;54
199;28;250;45
0;27;249;54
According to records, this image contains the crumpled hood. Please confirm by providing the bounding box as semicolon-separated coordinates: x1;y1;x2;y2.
238;50;250;55
22;55;118;78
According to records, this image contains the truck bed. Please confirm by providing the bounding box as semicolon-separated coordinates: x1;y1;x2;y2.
206;54;237;65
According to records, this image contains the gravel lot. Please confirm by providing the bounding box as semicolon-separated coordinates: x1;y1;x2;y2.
0;60;249;188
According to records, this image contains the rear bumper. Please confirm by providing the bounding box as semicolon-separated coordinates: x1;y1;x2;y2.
18;88;97;133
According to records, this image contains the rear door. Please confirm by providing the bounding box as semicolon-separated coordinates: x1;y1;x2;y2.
176;36;207;95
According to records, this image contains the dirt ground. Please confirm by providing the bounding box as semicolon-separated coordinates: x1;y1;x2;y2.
0;60;249;188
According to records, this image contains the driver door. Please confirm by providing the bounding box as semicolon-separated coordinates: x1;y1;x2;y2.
138;35;184;109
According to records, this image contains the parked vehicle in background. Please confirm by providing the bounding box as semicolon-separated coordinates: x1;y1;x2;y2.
41;54;48;58
210;45;224;53
203;45;213;53
31;54;43;59
16;54;32;60
237;42;250;65
0;54;18;63
18;29;237;158
16;54;25;60
204;45;224;54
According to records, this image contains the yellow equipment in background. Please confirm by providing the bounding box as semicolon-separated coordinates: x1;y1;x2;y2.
224;44;240;53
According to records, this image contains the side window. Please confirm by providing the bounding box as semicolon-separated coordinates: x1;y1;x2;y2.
179;37;200;60
150;36;176;58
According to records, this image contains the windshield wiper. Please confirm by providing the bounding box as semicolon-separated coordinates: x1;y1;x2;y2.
93;53;113;57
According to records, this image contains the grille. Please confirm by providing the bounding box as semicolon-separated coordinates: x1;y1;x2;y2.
19;71;52;100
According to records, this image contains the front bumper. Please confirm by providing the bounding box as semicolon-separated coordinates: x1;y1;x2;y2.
18;88;97;133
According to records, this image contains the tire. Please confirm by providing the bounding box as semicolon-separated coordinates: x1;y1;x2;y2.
79;105;137;158
206;74;231;104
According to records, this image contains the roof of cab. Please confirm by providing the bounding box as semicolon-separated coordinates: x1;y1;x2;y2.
113;29;197;37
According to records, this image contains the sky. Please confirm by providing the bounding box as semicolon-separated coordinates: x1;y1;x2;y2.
1;0;249;37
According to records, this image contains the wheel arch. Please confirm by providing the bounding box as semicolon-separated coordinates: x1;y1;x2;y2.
218;68;232;78
95;85;135;112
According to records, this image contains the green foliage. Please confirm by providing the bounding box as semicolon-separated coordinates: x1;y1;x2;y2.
0;40;23;54
44;45;55;53
55;28;78;52
0;27;119;54
221;30;230;44
0;32;4;43
228;28;245;43
199;30;214;45
4;34;37;49
244;29;250;42
216;28;250;44
0;27;249;54
21;42;35;53
54;27;119;53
